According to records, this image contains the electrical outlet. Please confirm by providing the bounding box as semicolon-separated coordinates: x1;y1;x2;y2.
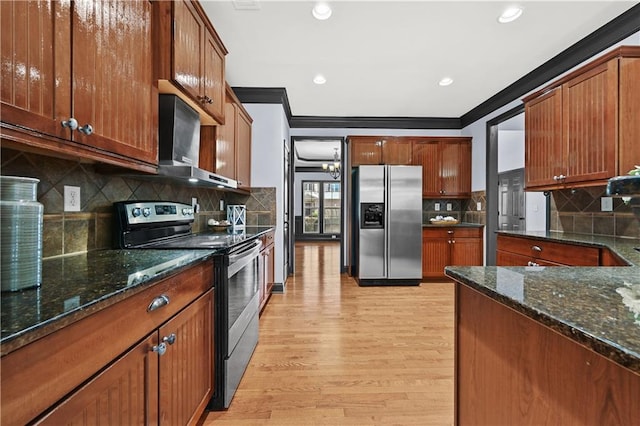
434;203;440;211
64;186;81;212
476;202;482;211
446;203;452;211
219;199;225;211
601;197;613;212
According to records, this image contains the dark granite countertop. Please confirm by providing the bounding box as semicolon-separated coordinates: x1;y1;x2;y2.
445;232;640;374
423;222;485;228
1;249;217;356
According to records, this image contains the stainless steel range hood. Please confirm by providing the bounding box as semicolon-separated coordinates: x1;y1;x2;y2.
157;162;237;189
157;94;237;190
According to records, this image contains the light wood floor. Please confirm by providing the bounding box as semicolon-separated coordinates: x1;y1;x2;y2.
203;241;455;425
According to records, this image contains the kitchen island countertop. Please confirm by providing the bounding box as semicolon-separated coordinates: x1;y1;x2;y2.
446;231;640;374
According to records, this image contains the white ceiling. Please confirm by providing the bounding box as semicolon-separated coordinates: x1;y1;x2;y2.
200;0;637;118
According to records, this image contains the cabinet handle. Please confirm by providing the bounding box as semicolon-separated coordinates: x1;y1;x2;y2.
61;118;78;130
447;230;454;234
531;245;542;253
147;294;170;312
162;333;177;345
151;343;167;356
78;124;93;135
558;174;566;181
205;96;213;104
528;261;540;267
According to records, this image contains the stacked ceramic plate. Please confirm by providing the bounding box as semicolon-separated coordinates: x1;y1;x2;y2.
1;176;43;291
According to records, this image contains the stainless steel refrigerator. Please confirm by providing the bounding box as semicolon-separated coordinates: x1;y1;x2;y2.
353;165;422;286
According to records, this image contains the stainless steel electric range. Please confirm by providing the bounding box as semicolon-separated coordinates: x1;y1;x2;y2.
113;200;263;410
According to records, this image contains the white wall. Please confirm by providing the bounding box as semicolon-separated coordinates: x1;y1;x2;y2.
497;130;524;173
245;103;289;285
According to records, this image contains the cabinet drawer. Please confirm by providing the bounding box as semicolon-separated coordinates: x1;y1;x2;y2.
1;261;213;426
261;231;275;247
423;227;482;239
497;235;600;266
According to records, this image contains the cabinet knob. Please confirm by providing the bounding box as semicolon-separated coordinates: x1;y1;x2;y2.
205;96;213;104
447;230;454;234
162;333;177;345
147;294;170;312
61;118;78;130
151;343;167;356
531;245;542;253
78;124;93;135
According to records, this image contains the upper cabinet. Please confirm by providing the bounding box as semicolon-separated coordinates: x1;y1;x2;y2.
154;0;227;125
411;137;472;198
349;136;412;166
1;0;157;172
201;85;252;190
523;46;640;190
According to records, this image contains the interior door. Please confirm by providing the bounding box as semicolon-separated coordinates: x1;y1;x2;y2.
498;168;525;231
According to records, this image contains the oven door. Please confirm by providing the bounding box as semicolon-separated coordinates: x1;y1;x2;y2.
223;239;262;408
227;239;262;354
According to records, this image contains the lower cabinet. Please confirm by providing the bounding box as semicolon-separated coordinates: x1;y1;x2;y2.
422;227;483;280
259;231;275;313
496;234;601;266
1;262;214;426
37;290;214;425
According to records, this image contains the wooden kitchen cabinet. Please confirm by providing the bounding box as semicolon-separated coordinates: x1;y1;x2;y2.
422;226;483;280
349;136;412;166
496;234;600;266
259;230;275;313
1;0;157;172
202;84;252;189
154;0;227;125
1;262;213;426
411;137;472;198
523;46;640;190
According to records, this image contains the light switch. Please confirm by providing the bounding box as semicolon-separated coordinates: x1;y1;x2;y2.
476;202;482;211
601;197;613;212
446;203;452;211
434;203;440;211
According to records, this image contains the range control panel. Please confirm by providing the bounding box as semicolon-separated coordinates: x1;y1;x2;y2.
115;201;195;227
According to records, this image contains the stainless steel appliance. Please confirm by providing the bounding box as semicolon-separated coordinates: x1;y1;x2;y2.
352;165;422;286
157;95;237;189
113;200;261;410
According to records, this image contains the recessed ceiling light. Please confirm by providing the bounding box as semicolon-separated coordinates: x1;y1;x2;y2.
312;2;332;20
313;74;327;85
439;77;454;87
498;6;523;23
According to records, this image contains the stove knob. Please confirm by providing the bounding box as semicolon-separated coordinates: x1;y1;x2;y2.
142;207;151;217
188;208;193;215
132;207;142;217
182;208;188;215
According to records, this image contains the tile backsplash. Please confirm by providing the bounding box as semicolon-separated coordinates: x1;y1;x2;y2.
1;148;276;259
550;186;639;238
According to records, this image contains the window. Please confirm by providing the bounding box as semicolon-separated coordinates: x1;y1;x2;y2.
302;181;341;236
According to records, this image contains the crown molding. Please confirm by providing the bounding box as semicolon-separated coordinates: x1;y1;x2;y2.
232;4;640;130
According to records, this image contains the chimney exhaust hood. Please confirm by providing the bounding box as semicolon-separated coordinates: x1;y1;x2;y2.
157;94;237;190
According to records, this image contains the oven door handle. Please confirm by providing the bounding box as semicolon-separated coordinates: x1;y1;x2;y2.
228;239;262;277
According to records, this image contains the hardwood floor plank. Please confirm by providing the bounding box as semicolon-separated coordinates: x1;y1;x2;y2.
203;242;454;425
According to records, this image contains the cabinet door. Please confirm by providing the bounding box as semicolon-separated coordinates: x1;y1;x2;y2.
525;88;564;188
496;250;530;266
563;59;617;184
450;238;482;267
619;57;640;176
236;108;252;189
412;140;441;197
350;137;382;166
1;0;71;139
422;232;451;279
72;0;156;165
36;335;159;425
441;139;471;197
202;30;225;123
159;290;213;426
382;138;412;164
265;243;275;296
216;100;236;178
172;0;202;101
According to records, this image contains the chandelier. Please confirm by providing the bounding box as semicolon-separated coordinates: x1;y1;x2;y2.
322;148;341;180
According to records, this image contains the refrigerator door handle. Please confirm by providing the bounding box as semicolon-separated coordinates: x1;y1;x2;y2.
383;166;388;278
